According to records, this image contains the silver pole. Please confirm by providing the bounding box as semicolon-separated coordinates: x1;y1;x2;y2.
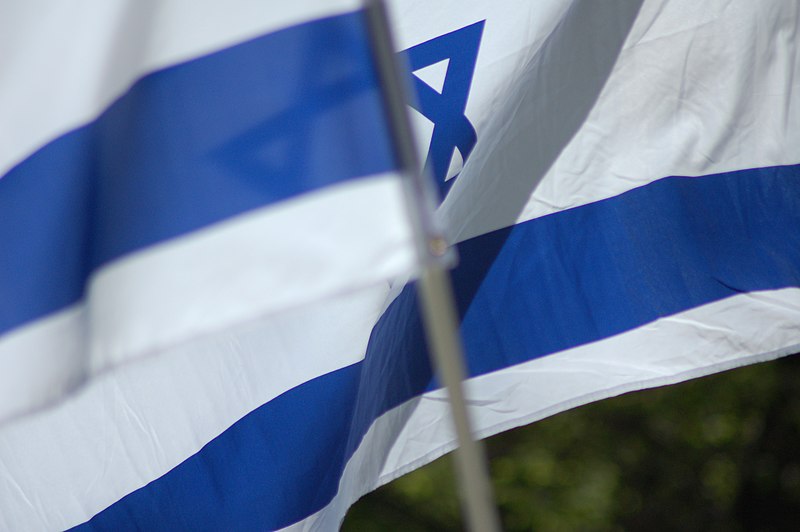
363;2;502;531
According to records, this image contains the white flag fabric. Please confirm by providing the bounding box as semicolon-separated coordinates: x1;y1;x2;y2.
2;0;800;530
0;2;420;529
0;0;418;423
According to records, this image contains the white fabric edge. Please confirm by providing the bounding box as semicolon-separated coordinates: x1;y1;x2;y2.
87;172;414;373
0;282;392;532
0;0;362;177
0;306;85;423
0;173;414;425
284;286;800;530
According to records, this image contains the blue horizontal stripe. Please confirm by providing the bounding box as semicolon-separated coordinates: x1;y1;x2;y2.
71;164;800;531
0;11;395;336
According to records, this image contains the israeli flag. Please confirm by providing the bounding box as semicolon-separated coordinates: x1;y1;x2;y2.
0;2;419;529
2;0;800;530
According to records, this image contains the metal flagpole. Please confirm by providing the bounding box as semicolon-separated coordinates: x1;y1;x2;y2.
363;2;502;531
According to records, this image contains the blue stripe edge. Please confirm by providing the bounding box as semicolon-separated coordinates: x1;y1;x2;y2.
71;163;800;531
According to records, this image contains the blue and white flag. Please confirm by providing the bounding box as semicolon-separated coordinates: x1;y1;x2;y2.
2;0;800;530
0;1;419;529
0;0;420;420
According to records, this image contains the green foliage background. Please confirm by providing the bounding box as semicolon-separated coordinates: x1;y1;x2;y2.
343;355;800;531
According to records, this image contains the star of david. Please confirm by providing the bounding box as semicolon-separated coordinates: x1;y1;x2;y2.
211;27;384;200
399;20;485;198
211;21;484;203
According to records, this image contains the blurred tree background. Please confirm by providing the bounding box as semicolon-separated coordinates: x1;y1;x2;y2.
343;354;800;531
